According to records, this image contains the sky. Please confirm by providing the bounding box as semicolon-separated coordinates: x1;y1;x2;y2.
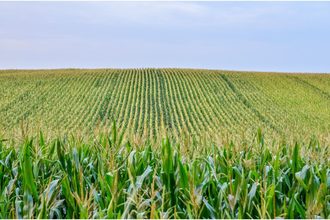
0;2;330;73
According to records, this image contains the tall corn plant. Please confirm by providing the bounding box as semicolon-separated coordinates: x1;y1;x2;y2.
0;128;329;219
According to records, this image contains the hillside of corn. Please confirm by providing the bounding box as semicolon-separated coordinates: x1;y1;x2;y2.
0;69;329;219
0;68;329;143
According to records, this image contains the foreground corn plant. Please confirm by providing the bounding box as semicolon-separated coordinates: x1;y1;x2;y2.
0;125;329;219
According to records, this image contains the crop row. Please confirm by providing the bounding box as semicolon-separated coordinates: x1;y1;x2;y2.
0;69;329;142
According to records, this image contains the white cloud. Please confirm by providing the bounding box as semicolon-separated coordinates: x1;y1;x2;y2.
0;2;329;72
1;2;328;34
53;2;319;32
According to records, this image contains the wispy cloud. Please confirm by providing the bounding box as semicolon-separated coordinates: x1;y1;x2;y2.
0;2;329;72
48;2;327;29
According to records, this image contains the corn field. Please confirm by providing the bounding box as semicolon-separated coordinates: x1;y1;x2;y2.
0;69;329;219
0;124;329;219
0;69;329;143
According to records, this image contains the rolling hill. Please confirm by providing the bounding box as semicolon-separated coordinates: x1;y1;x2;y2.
0;68;329;219
0;68;329;142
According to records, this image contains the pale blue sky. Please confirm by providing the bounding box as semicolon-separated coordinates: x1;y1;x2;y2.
1;2;330;73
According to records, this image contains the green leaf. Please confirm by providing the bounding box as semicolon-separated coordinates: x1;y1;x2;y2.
22;140;38;200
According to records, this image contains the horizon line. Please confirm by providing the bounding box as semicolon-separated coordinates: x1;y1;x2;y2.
0;67;329;75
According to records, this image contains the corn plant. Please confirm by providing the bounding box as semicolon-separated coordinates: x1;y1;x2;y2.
0;124;329;219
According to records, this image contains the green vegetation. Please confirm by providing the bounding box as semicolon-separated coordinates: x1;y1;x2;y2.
0;69;329;143
0;68;329;218
0;125;329;219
